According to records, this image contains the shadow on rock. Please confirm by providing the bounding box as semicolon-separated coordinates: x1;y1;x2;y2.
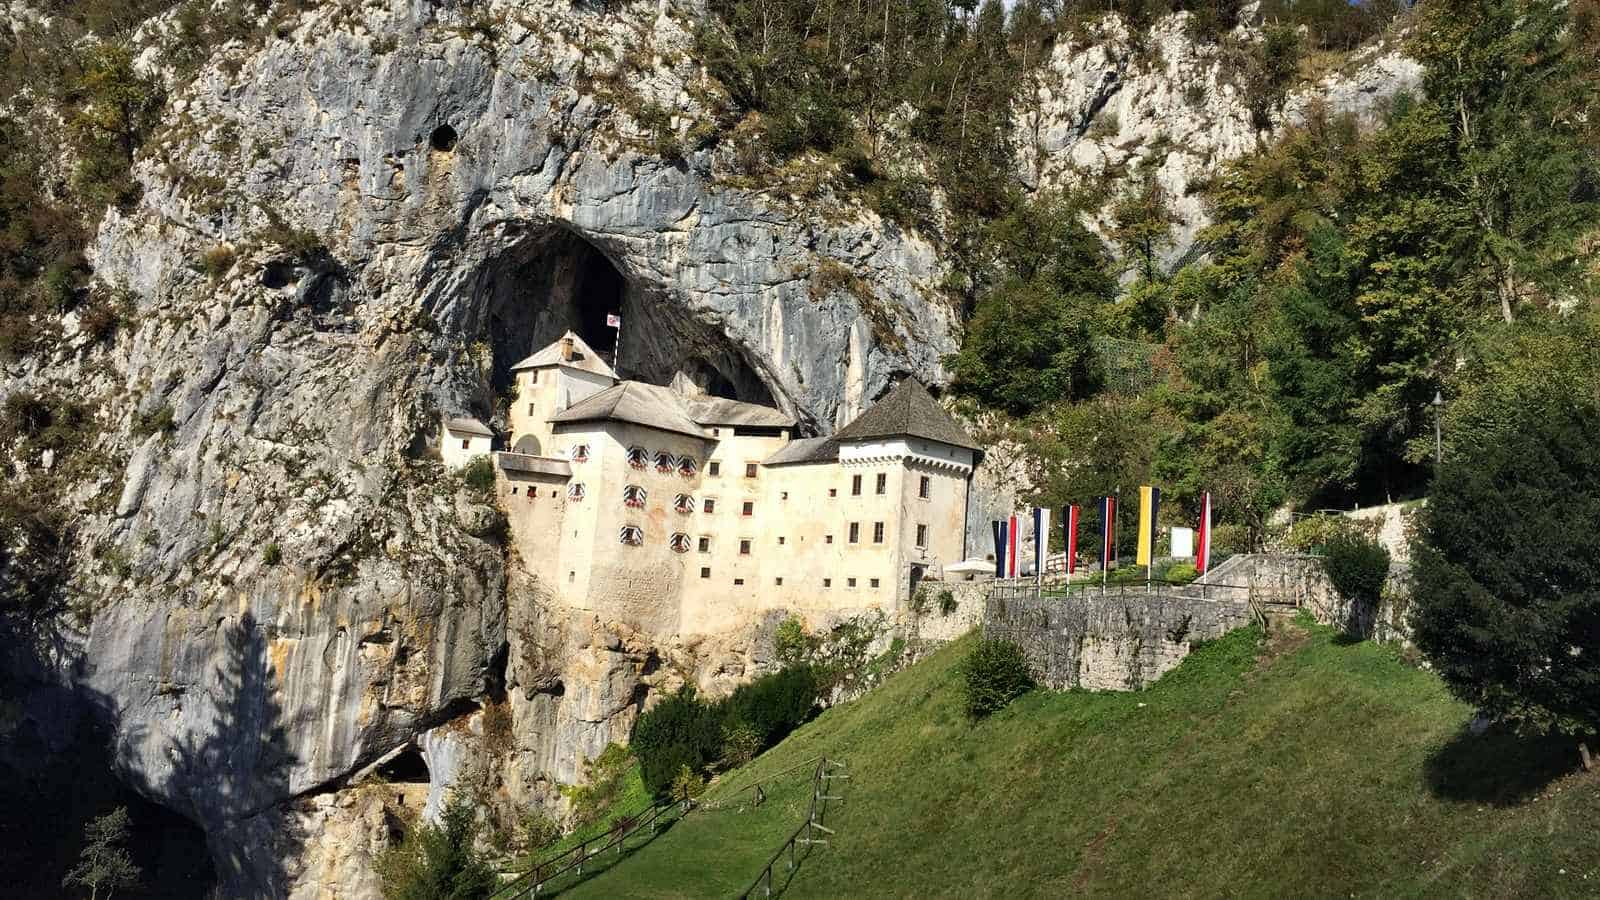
1423;723;1581;806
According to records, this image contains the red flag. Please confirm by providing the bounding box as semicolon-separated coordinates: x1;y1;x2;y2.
1197;492;1213;575
1064;505;1080;575
1007;514;1018;577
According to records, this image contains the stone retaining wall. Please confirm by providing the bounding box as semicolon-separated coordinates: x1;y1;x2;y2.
983;591;1253;691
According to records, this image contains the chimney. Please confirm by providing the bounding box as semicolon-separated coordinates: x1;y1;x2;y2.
560;336;574;362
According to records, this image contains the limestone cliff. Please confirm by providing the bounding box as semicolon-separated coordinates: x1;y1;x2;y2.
0;2;1419;895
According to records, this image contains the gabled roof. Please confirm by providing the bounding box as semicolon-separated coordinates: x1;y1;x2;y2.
510;331;619;380
549;381;708;439
762;436;840;467
686;396;796;429
833;378;979;451
443;416;494;437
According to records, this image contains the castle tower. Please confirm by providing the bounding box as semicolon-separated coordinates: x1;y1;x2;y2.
506;331;618;458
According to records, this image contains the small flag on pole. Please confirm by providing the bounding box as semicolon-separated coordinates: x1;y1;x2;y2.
1032;507;1051;576
606;313;622;328
992;520;1005;578
1197;492;1213;576
1135;485;1162;567
1008;513;1019;578
1064;505;1080;575
1100;495;1116;570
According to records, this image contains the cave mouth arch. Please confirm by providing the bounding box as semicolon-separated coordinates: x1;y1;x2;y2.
473;225;775;409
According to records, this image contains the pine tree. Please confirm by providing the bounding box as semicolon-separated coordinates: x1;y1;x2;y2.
62;807;141;900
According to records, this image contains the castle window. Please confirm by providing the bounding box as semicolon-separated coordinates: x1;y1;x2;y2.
701;567;711;579
709;461;720;476
823;578;832;588
778;536;786;545
916;524;928;547
825;535;834;544
654;451;676;473
828;488;837;498
528;403;536;416
870;577;880;589
875;473;887;495
847;577;857;588
848;523;860;543
780;491;788;501
678;457;698;478
510;486;518;495
698;536;710;552
567;483;586;501
873;522;885;543
570;444;590;462
851;474;862;496
775;577;784;586
919;475;931;499
739;539;751;555
618;525;643;546
622;484;647;509
669;533;692;553
674;493;695;514
741;501;754;516
704;498;716;514
745;462;758;478
461;438;470;450
626;446;648;469
734;578;745;586
529;370;538;384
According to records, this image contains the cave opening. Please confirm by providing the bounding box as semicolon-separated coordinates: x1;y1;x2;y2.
429;124;458;153
374;747;430;784
473;226;775;409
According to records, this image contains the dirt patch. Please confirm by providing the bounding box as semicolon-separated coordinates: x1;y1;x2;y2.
1072;817;1120;889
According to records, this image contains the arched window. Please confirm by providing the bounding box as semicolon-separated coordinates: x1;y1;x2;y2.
622;484;647;509
567;482;586;501
673;493;695;514
570;444;591;463
669;533;692;553
678;456;698;478
653;451;676;473
626;446;648;470
618;525;643;546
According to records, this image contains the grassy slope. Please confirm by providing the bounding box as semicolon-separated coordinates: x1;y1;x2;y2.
558;621;1600;898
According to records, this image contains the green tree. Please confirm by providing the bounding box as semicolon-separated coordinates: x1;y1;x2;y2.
376;793;497;900
949;192;1115;415
1109;174;1177;283
63;807;141;900
68;42;162;207
1411;321;1600;744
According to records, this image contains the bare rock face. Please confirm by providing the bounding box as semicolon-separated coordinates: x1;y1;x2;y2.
1017;12;1422;272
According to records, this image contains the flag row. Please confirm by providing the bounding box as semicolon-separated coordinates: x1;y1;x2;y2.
990;488;1213;578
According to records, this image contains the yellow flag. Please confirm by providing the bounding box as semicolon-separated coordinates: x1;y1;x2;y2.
1135;485;1161;566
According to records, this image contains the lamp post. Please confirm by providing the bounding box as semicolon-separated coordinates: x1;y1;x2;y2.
1432;390;1443;466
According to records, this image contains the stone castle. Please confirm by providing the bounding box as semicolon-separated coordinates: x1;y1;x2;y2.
441;332;982;633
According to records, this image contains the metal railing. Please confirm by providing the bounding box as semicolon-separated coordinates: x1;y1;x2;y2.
698;755;824;812
488;796;688;899
737;757;847;899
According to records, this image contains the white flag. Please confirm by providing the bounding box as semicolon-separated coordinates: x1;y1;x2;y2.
606;313;622;328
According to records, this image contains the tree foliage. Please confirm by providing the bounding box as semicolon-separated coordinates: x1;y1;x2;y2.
959;637;1035;719
62;807;141;900
376;794;497;900
1410;320;1600;736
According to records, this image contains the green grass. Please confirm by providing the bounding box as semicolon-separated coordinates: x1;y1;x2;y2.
559;621;1600;898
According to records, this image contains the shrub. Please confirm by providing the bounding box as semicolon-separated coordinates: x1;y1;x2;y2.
517;812;560;855
562;743;635;828
630;686;723;796
375;793;497;900
938;589;958;616
772;615;813;665
1322;529;1389;606
669;764;704;807
721;720;762;766
959;638;1035;720
77;300;123;342
131;404;175;437
461;455;495;494
1163;562;1199;585
262;543;282;566
200;244;236;279
719;664;817;749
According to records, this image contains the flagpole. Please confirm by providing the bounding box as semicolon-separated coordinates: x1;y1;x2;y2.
610;315;623;376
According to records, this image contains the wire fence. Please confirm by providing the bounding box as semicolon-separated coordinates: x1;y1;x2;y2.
736;757;848;899
698;755;825;813
487;795;689;899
